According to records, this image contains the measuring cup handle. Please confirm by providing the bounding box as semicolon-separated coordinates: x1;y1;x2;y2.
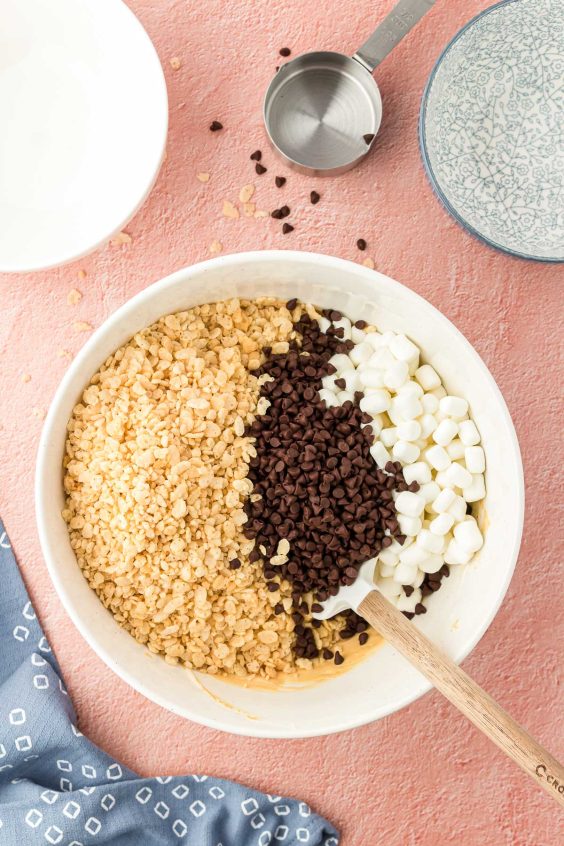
353;0;436;73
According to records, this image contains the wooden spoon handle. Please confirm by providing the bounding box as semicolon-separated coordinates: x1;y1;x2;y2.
358;590;564;808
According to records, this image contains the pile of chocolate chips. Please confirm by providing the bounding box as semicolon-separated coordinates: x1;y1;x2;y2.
243;307;410;662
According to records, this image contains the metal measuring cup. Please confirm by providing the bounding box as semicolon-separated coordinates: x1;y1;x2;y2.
263;0;436;175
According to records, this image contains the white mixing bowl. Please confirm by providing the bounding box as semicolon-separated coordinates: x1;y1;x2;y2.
36;251;524;737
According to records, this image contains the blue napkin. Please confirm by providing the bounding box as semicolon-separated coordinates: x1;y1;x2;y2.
0;521;339;845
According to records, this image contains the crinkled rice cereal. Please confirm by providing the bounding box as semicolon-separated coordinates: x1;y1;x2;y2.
63;299;345;680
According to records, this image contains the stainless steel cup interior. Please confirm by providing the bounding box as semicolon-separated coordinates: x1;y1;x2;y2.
264;52;382;176
263;0;436;175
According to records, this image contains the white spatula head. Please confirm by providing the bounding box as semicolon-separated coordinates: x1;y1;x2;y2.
312;557;378;620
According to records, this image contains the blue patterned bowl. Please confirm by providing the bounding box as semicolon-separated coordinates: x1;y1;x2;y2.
420;0;564;262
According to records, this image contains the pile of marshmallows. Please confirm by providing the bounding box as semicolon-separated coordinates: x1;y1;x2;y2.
317;314;485;614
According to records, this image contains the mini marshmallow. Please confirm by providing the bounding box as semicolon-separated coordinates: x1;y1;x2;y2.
386;403;403;426
399;543;429;567
402;462;432;485
429;512;455;535
394;394;423;420
397;514;422;537
397;589;422;612
440;395;469;419
358;368;385;389
454;518;484;553
414;364;441;391
418;481;441;504
376;576;402;599
397;420;421;441
459;419;481;446
448;495;467;522
332;316;352;340
351;326;366;344
349;341;373;366
389;333;419;364
378;547;399;567
433;418;458;447
317;317;331;333
318;388;338;407
465;446;485;474
359;389;391;413
419;553;444;574
368;348;395;370
431;385;447;400
380;427;399;447
380;331;397;346
432;488;456;513
330;353;355;373
379;561;396;578
434;470;451;488
395;490;425;517
444;462;473;490
463;473;486;503
393;560;419;585
444;539;472;566
424;444;451;471
370;441;391;468
419;414;438;439
416;529;445;554
343;369;361;393
365;413;384;436
421;393;440;414
393;440;420;464
337;390;355;405
398;381;424;400
446;439;465;460
321;374;339;391
364;331;384;350
383;361;409;391
413;569;425;588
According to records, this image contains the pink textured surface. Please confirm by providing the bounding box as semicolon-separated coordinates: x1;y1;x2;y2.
0;1;562;842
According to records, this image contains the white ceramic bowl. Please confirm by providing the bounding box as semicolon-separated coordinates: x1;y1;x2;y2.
36;251;524;738
0;0;168;272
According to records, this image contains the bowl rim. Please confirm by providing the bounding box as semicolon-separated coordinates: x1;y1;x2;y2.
0;0;169;273
35;250;525;737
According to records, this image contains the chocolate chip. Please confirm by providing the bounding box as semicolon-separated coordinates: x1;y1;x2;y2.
250;150;262;161
415;603;427;615
271;208;284;219
403;584;414;596
228;558;241;570
286;298;298;311
356;239;367;251
282;223;294;234
279;47;291;57
274;603;284;615
275;176;286;188
209;121;223;132
363;133;375;144
334;651;344;665
358;632;369;645
310;191;320;205
334;378;346;390
354;320;367;329
266;581;279;593
243;310;408;656
279;205;290;218
322;648;334;660
256;163;267;175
